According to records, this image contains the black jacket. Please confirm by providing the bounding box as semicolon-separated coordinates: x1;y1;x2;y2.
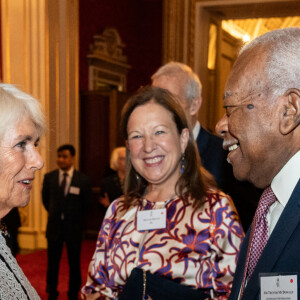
42;169;92;241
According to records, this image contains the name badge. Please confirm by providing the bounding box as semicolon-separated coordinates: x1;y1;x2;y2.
137;208;166;231
69;186;80;195
260;273;298;300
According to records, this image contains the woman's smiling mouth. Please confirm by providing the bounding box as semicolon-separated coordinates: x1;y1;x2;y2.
18;178;33;188
144;156;164;165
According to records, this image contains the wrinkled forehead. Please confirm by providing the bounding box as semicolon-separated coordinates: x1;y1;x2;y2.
224;52;268;104
224;79;266;104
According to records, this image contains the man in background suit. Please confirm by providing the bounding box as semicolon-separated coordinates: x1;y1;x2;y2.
42;144;92;300
152;62;260;231
216;27;300;299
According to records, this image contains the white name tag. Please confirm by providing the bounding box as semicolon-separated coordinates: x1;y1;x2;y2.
260;273;298;300
69;186;80;195
137;208;166;231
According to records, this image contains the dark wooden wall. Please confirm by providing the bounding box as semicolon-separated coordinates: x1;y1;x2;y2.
79;0;163;94
80;90;128;236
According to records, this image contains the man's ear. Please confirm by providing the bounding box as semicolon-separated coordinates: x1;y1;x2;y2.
189;96;202;116
280;89;300;135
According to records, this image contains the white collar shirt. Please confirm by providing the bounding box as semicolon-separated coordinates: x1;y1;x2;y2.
193;121;201;140
268;150;300;236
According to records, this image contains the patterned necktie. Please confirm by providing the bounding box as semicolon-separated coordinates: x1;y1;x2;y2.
240;186;276;297
60;172;68;196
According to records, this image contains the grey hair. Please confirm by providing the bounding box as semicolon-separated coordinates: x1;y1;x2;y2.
0;84;47;140
239;27;300;98
110;146;126;170
151;61;202;104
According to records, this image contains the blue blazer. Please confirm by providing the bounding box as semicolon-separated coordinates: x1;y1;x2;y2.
229;179;300;300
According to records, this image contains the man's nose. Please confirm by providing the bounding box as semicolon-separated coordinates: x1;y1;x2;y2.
216;114;229;138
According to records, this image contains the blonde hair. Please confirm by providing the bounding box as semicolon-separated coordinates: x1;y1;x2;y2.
110;147;126;171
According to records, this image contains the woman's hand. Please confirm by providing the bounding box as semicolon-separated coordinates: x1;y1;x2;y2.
99;193;110;208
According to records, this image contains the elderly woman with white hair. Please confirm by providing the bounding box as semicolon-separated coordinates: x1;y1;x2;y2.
0;84;46;299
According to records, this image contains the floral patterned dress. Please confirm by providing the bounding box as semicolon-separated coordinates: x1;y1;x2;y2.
82;189;244;299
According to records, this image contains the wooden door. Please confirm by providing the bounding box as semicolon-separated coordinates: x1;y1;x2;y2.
80;88;128;237
206;22;242;132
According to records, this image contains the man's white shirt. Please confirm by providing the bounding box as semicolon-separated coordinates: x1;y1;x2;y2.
268;150;300;235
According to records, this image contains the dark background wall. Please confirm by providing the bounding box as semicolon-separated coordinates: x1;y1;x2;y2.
79;0;163;94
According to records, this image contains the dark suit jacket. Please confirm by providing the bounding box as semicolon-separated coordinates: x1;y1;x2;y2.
100;171;123;203
42;169;92;241
196;127;227;188
196;127;261;231
229;179;300;300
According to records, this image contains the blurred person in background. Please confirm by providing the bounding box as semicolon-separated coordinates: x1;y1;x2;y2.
99;147;126;208
42;144;92;300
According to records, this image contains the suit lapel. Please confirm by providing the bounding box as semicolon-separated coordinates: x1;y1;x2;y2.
243;180;300;299
54;170;60;191
70;170;78;186
229;228;251;299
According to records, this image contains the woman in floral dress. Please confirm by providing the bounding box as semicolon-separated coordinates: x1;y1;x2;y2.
82;86;244;300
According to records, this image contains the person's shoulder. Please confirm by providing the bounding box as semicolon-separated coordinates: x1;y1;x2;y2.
205;186;237;209
200;127;223;145
105;196;134;217
199;188;243;230
110;196;126;208
197;128;225;158
74;170;91;181
44;169;59;177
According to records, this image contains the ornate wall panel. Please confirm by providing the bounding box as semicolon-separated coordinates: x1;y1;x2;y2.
87;28;131;92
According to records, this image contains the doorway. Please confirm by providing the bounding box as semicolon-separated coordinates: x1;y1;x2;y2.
193;0;300;132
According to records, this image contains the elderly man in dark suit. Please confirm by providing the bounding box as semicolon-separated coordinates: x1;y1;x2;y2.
216;27;300;300
152;62;261;231
42;144;92;300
